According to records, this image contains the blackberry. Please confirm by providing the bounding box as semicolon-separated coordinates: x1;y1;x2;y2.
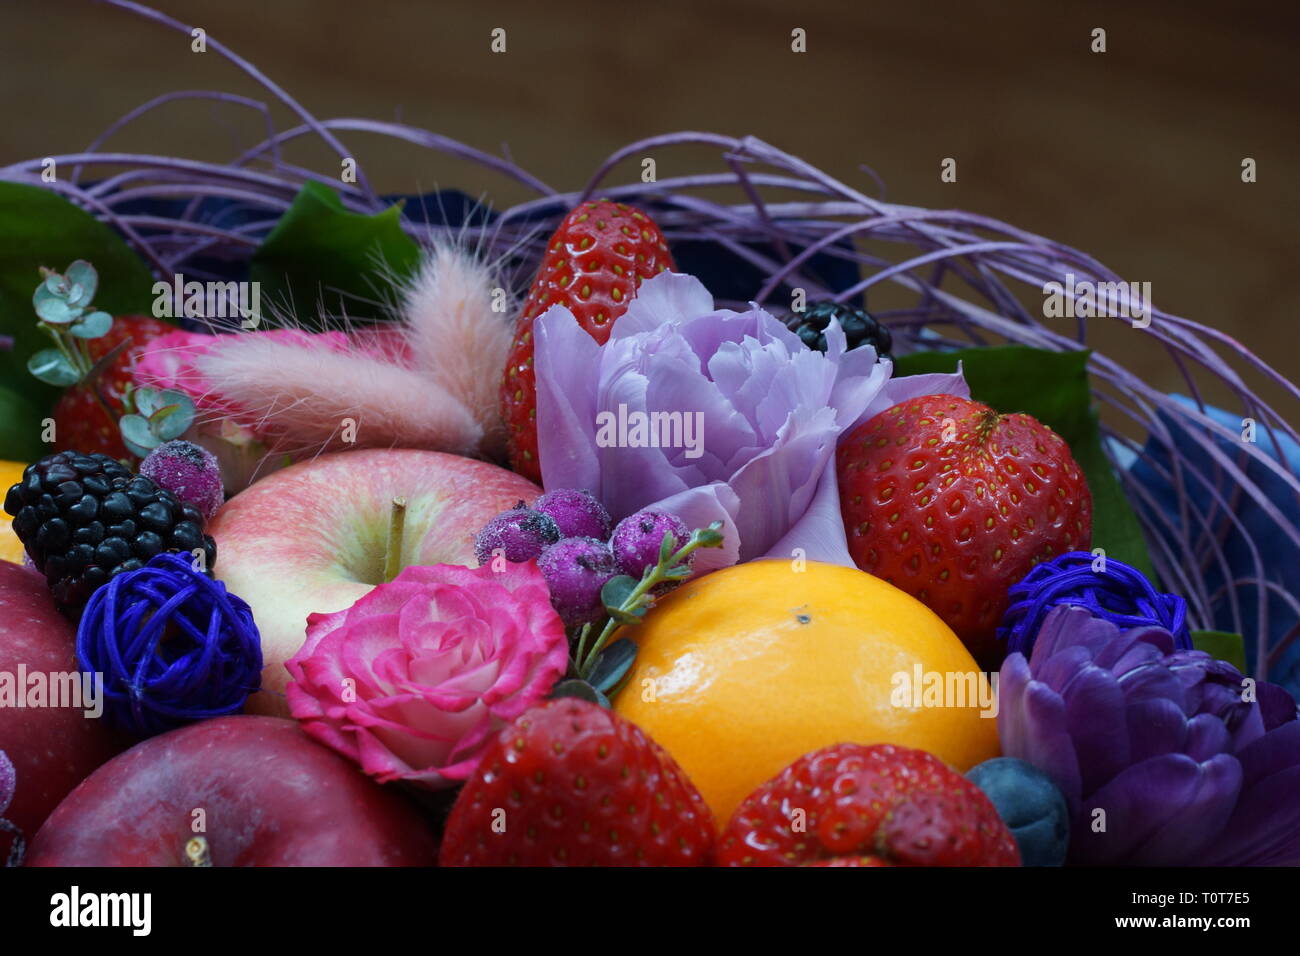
3;451;217;608
786;301;893;359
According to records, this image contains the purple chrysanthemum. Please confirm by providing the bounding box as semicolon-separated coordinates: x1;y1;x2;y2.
999;604;1300;866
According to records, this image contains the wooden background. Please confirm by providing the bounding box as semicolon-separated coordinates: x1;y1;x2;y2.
2;0;1296;408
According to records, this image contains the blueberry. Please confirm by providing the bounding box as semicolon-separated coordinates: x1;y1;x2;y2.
533;489;612;540
966;757;1070;866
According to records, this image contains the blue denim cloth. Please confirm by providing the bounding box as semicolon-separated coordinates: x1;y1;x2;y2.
1128;395;1300;697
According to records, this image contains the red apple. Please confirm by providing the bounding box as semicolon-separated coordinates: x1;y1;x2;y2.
26;715;438;866
208;448;541;715
0;560;124;856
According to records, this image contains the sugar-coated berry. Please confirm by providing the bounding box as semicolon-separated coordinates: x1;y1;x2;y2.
473;507;561;566
537;536;618;627
140;440;225;521
611;509;690;579
965;757;1070;867
533;488;612;540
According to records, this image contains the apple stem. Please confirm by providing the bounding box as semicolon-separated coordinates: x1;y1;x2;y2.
184;835;212;867
384;497;408;582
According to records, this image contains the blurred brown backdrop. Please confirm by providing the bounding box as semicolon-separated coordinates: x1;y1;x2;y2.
2;0;1297;402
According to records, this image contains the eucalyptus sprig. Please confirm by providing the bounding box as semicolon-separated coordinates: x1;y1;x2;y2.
552;521;724;707
26;260;196;459
28;260;115;387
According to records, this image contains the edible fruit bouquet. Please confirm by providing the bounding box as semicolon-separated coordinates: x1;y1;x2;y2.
1;1;1297;868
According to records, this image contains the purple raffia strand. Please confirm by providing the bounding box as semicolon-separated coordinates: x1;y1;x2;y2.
72;89;280;185
95;0;379;206
2;0;1292;680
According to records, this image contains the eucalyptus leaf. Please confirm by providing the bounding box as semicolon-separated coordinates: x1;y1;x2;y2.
27;348;79;386
120;414;158;457
132;386;161;418
600;574;640;613
893;346;1155;580
67;310;112;339
151;397;195;441
64;260;98;306
588;639;638;693
548;679;610;709
33;288;78;325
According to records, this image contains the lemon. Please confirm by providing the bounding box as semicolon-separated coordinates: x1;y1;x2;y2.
613;559;1000;826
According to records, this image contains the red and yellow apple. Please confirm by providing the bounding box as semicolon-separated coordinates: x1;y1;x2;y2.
207;448;541;714
26;715;437;866
0;561;125;852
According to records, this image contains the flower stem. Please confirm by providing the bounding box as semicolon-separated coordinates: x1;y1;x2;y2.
384;497;407;583
578;525;722;675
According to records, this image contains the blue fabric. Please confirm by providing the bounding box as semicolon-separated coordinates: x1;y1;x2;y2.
1129;395;1300;697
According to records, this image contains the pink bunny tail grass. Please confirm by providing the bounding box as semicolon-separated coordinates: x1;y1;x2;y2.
191;336;483;457
399;243;514;461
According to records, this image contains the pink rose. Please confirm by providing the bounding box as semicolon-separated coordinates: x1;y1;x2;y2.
285;561;569;788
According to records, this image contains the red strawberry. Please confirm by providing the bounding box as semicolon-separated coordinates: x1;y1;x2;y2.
439;698;713;866
836;394;1091;663
51;315;175;460
500;200;674;483
718;743;1020;867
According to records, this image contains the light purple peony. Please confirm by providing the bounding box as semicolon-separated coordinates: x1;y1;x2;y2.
999;604;1300;866
534;272;967;572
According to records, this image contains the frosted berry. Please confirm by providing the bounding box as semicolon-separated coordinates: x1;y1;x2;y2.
473;506;561;566
139;440;224;521
611;509;690;579
537;536;618;626
533;488;611;540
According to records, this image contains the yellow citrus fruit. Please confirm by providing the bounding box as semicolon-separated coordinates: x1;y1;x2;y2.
613;559;1000;826
0;460;28;565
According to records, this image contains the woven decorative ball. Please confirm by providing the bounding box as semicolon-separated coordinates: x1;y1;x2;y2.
998;551;1191;656
76;552;263;737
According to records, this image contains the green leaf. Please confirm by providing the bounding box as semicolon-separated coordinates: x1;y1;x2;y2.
0;183;160;409
119;414;158;457
0;385;51;461
250;182;420;324
600;574;640;613
1191;630;1248;673
33;285;79;325
588;639;638;693
67;310;112;339
149;393;195;441
548;679;610;709
893;345;1154;580
27;349;79;386
605;605;648;626
658;530;678;564
64;260;98;306
131;386;161;418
